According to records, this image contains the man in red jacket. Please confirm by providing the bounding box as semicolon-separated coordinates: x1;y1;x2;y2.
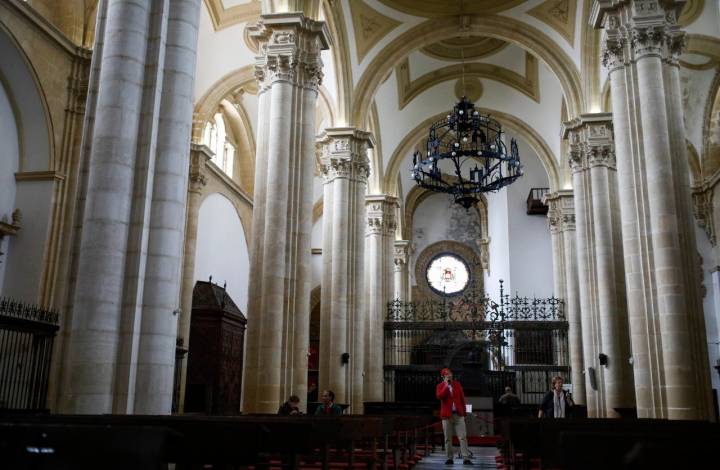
436;368;472;465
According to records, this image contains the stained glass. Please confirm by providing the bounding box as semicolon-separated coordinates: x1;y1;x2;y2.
426;254;469;295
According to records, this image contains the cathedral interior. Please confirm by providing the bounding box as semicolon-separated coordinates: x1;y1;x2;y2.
1;0;720;468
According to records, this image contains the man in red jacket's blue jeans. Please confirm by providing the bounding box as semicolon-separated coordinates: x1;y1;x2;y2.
436;368;472;465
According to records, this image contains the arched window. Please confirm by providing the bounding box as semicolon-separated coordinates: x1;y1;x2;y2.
202;112;235;177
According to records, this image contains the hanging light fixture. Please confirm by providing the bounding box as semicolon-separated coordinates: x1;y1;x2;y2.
411;96;523;209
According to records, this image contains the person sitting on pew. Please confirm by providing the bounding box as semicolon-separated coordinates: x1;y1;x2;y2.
436;368;472;466
278;395;303;415
538;375;574;418
315;390;343;415
499;386;521;406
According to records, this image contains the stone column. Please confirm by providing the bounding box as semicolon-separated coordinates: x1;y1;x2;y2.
546;191;586;405
364;195;397;403
60;0;155;414
594;0;713;419
393;240;410;301
176;144;211;412
317;127;372;413
134;0;203;415
564;114;634;418
241;14;330;413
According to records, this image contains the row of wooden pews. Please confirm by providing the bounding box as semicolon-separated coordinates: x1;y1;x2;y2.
0;412;438;470
495;417;720;470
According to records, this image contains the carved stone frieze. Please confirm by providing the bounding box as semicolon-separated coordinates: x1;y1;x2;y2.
366;196;398;236
563;114;616;172
248;14;330;92
317;128;374;184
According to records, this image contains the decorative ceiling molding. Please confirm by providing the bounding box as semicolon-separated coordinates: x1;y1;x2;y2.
527;0;577;46
377;0;525;17
394;53;540;110
679;0;705;26
420;37;508;61
454;77;483;102
680;34;720;70
203;0;260;31
351;15;584;127
349;0;401;63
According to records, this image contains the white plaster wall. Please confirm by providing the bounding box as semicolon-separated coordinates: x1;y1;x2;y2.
505;134;553;298
696;224;720;392
194;193;250;311
681;66;717;155
410;192;482;287
2;181;53;302
0;83;19;295
484;189;510;302
194;6;256;101
685;0;720;37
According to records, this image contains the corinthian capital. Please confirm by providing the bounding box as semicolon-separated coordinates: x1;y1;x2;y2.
366;195;398;237
248;13;330;92
563;113;616;172
189;144;212;193
317;127;374;184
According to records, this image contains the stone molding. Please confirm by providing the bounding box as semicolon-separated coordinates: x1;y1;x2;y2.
393;240;410;271
545;190;576;234
317;127;374;184
563;113;616;172
366;195;398;236
248;13;331;92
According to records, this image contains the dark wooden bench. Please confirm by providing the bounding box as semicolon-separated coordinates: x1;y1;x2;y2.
0;413;435;470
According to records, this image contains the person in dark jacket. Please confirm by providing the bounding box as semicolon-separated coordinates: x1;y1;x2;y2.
314;390;342;415
499;386;521;406
278;395;302;415
538;376;574;418
436;368;472;465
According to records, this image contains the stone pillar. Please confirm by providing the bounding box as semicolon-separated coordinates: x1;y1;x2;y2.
317;127;372;413
60;0;156;413
594;0;713;419
393;240;410;301
564;114;634;418
241;14;330;413
364;195;397;403
134;0;202;415
546;191;586;405
176;144;211;412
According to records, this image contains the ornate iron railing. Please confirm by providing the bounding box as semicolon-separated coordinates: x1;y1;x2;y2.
387;280;563;322
0;297;59;410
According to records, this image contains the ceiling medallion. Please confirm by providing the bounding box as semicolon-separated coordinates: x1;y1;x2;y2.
411;97;523;209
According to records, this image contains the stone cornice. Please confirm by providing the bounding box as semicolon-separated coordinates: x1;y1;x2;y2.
15;171;66;182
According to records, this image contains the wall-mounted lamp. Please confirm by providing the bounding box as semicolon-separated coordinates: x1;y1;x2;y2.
599;353;608;366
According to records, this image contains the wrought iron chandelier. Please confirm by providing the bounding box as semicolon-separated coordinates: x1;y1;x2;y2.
411;97;523;209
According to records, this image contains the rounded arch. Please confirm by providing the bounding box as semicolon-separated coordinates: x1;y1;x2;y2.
193;65;257;142
351;15;584;127
199;190;252;243
0;23;53;171
383;108;561;197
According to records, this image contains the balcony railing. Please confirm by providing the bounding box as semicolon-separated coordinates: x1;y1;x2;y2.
527;187;549;215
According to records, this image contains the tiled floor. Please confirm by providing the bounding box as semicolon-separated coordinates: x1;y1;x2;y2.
413;446;499;469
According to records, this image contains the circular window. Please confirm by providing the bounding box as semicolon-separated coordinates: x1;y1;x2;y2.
426;254;470;295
